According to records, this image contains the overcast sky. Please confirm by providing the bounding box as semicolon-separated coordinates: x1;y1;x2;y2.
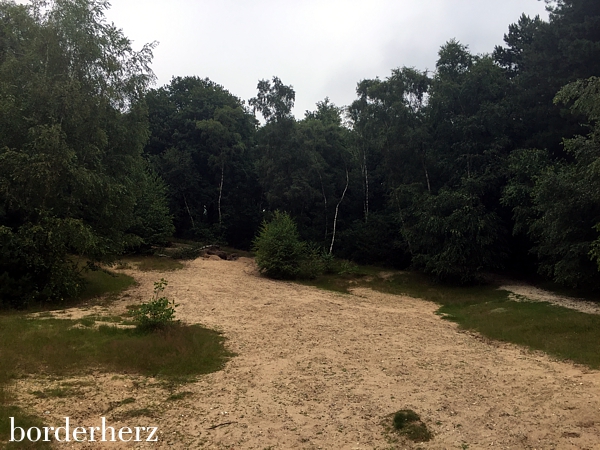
103;0;549;118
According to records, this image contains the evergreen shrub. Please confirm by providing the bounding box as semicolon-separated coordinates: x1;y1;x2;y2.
253;211;307;279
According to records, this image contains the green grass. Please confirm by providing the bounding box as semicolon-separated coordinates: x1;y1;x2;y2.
132;256;184;272
0;313;232;446
0;406;52;449
0;316;232;379
440;299;600;368
78;268;135;301
31;387;80;399
303;268;600;369
167;391;193;401
0;255;201;447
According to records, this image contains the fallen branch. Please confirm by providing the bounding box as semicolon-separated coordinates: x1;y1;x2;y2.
207;421;237;430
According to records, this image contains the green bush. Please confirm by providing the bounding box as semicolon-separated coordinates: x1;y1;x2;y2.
298;243;326;280
132;279;178;332
253;211;307;279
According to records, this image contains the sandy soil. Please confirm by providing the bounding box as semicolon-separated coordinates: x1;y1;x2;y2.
500;283;600;315
12;257;600;449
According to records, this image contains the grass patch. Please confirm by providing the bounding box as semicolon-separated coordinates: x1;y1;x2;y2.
392;409;432;442
0;316;232;379
105;397;136;413
78;268;135;301
0;405;52;449
132;256;184;272
0;313;231;446
31;387;79;399
298;264;382;294
167;391;193;401
381;409;432;446
303;267;600;369
439;298;600;368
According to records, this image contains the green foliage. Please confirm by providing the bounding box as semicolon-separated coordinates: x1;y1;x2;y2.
320;251;336;274
336;260;360;276
129;169;175;248
249;76;296;123
504;77;600;289
145;76;258;248
338;213;408;267
0;217;95;307
0;0;172;305
393;409;420;428
253;211;306;279
407;188;504;284
132;279;178;332
169;244;206;260
298;243;326;280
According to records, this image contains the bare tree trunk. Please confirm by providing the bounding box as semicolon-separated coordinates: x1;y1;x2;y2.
330;168;349;254
363;150;369;223
421;143;431;193
183;193;195;229
218;163;224;225
422;158;431;193
467;154;471;178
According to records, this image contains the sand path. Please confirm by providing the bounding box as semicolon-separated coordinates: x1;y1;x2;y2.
13;257;600;449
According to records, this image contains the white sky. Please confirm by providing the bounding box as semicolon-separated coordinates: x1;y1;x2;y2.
103;0;549;118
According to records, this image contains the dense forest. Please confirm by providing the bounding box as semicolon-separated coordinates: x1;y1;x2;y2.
1;0;600;307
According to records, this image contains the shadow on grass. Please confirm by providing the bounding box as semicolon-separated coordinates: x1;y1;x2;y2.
303;268;600;369
78;268;136;302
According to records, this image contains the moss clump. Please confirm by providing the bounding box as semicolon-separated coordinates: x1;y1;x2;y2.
392;409;432;442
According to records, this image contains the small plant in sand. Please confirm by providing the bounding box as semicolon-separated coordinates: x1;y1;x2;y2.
392;409;432;442
133;278;178;332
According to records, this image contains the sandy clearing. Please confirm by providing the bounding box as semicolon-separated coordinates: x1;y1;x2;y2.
12;257;600;449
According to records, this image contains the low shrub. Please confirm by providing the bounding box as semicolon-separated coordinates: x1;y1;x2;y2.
298;243;327;279
132;279;178;332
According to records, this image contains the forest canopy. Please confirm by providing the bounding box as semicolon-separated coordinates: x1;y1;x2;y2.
1;0;600;307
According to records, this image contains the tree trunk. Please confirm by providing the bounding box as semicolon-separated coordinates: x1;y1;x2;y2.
183;193;195;229
218;163;224;225
422;158;431;193
421;143;431;193
330;168;349;254
363;149;369;223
